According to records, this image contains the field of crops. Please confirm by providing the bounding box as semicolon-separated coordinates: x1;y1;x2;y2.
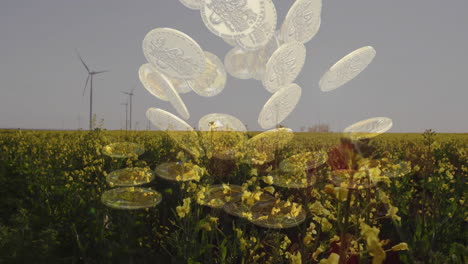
0;129;466;263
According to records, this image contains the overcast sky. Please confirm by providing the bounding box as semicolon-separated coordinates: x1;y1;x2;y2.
1;0;467;132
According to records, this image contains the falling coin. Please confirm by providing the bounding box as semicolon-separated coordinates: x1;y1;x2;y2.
319;46;377;92
188;52;227;97
155;162;205;182
247;127;294;163
143;28;206;80
102;142;145;158
138;64;170;101
146;108;203;156
224;47;254;79
250;200;306;228
179;0;201;10
343;117;392;140
281;0;322;44
200;0;266;39
258;83;302;129
236;0;277;51
197;184;243;208
262;42;306;93
106;167;155;187
198;113;247;132
101;187;162;210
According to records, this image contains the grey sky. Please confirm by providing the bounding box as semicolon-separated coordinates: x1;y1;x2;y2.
1;0;467;132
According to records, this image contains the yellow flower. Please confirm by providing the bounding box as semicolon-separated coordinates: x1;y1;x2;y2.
287;251;302;264
176;198;191;218
319;253;339;264
263;175;274;185
389;242;409;251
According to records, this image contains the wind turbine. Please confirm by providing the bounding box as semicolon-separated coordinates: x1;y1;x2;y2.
121;88;135;130
76;49;108;130
121;101;128;130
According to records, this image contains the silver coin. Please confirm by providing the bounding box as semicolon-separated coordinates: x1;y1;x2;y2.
281;0;322;44
188;51;227;97
200;0;266;39
343;117;392;140
146;108;193;131
143;28;206;80
138;63;170;101
248;34;281;80
258;83;302;129
224;47;253;79
319;46;376;92
236;0;277;51
163;79;190;120
262;42;306;93
171;78;193;94
179;0;201;10
198;113;246;131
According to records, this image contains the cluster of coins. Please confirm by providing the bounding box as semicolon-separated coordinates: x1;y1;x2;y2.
101;142;162;210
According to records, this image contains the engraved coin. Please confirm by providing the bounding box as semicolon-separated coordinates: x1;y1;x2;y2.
281;0;322;44
188;52;227;97
198;113;246;132
139;63;170;101
143;28;206;79
171;78;193;94
155;162;205;182
179;0;201;10
236;0;277;51
258;83;302;129
224;47;253;79
200;0;266;39
343;117;392;140
262;42;306;93
319;46;376;92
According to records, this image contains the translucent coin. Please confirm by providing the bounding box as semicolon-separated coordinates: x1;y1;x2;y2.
198;113;246;132
200;0;266;39
247;128;294;163
319;46;377;92
102;142;145;158
258;83;302;129
197;184;243;208
155;71;190;120
106;167;155;187
330;169;375;190
155;162;205;182
223;37;238;47
262;42;306;93
223;191;275;218
250;200;306;228
179;0;201;10
138;64;169;101
279;151;328;172
143;28;206;80
281;0;322;44
343;117;392;140
171;78;193;94
146;108;202;157
246;34;281;80
188;52;226;97
224;47;253;79
101;187;162;210
269;170;316;189
236;0;277;51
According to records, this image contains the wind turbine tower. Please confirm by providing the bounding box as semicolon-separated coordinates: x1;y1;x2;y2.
121;101;128;130
76;49;108;130
121;88;135;130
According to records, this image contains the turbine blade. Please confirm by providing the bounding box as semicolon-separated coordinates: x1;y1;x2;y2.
121;91;130;95
83;75;90;96
93;70;108;74
75;49;90;73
